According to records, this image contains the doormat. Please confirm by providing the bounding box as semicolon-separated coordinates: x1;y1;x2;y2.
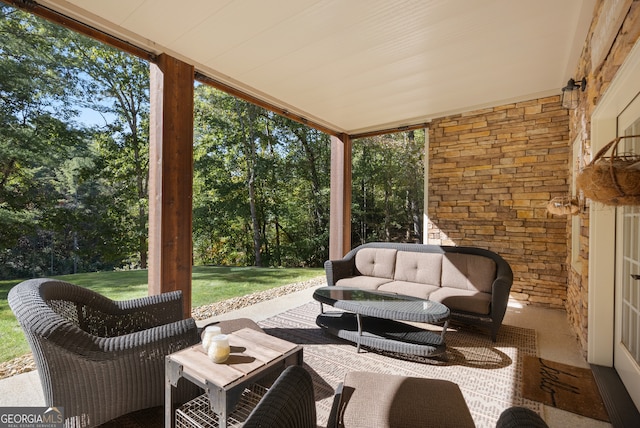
522;356;610;422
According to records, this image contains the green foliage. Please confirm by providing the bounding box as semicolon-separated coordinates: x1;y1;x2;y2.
0;7;81;266
0;3;425;279
352;130;425;245
66;33;151;269
0;4;95;277
0;5;148;277
192;87;332;267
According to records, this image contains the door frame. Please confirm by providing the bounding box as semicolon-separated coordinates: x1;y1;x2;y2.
589;37;640;365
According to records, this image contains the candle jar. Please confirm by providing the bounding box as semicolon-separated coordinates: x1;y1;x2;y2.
208;334;230;363
202;326;222;352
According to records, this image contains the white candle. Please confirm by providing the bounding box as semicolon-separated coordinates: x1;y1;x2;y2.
208;334;230;363
202;326;222;352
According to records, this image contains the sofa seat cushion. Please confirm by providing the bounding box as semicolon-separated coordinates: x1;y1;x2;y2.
336;276;392;290
393;251;443;285
354;248;397;279
377;281;440;301
429;287;491;315
336;371;475;428
442;253;496;293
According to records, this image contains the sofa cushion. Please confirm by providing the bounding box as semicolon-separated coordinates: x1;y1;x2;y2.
442;253;496;293
354;248;397;279
393;251;442;286
377;281;440;301
336;276;392;290
429;287;491;315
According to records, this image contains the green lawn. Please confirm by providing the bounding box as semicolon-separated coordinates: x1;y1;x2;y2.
0;266;323;363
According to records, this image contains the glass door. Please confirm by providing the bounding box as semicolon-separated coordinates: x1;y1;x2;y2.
615;94;640;409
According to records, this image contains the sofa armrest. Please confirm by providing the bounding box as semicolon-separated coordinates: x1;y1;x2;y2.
324;259;355;286
491;277;512;322
489;260;514;340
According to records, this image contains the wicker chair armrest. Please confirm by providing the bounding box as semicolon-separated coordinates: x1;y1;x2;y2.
21;279;185;332
326;382;344;428
114;291;186;328
243;365;316;428
324;259;355;286
105;317;199;352
53;317;200;361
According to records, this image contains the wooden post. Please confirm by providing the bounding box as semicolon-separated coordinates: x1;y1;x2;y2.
329;134;352;259
148;54;194;317
423;127;430;244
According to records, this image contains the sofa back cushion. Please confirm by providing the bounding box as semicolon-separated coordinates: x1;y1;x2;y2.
393;252;443;286
442;253;496;293
355;248;397;279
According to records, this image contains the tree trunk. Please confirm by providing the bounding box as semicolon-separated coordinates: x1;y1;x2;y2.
293;128;324;234
237;101;262;266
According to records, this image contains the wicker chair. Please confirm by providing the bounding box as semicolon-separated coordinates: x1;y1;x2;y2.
8;278;201;427
495;406;549;428
243;365;316;428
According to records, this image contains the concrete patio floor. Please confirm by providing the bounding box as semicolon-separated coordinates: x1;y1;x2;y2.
0;283;612;427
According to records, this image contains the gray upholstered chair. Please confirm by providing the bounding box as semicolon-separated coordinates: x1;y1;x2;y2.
245;367;549;428
327;371;476;428
8;278;201;427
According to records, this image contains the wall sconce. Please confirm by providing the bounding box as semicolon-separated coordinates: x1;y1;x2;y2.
561;77;586;109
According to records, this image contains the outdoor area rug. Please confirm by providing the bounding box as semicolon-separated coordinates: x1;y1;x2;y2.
522;356;610;422
258;302;542;428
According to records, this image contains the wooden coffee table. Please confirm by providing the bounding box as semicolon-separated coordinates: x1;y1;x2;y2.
313;286;450;357
165;327;303;428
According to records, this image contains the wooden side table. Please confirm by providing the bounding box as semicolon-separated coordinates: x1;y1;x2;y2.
165;327;303;428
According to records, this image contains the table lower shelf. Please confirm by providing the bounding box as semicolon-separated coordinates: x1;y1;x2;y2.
316;311;447;357
176;384;268;428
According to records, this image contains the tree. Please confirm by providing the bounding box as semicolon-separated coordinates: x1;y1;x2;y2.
0;5;83;277
66;37;151;268
352;131;424;245
3;2;422;275
270;115;330;266
0;5;144;277
235;101;263;266
193;86;252;265
192;86;331;267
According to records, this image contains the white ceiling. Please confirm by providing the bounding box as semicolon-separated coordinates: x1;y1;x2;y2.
39;0;597;135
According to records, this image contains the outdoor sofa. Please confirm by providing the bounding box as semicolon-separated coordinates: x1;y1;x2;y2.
324;242;513;341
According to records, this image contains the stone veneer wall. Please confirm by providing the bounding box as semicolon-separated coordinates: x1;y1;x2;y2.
565;0;640;354
427;97;570;308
